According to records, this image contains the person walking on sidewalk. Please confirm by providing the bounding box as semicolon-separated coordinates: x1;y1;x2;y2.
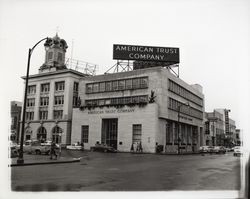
50;141;58;160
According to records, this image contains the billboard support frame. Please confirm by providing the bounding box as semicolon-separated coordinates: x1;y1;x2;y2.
105;60;180;77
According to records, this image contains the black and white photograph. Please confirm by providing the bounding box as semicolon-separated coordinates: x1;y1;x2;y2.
0;0;249;199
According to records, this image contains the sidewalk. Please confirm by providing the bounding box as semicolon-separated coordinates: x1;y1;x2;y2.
10;154;81;167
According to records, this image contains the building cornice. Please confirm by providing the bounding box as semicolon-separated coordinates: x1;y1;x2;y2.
21;69;89;80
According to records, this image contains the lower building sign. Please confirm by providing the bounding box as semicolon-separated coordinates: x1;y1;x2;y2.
88;108;135;114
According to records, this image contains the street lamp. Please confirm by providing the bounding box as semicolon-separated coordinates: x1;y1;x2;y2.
177;102;190;155
17;37;48;164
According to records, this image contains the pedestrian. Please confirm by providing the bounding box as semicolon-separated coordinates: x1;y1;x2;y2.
130;143;134;152
81;142;84;151
139;141;143;153
58;143;62;158
50;141;57;160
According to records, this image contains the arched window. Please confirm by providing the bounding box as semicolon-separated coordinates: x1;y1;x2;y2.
52;126;63;144
37;126;47;142
25;127;32;141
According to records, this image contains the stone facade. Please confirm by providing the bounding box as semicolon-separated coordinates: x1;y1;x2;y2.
71;66;205;153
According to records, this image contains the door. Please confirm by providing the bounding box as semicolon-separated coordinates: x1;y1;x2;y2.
102;119;118;149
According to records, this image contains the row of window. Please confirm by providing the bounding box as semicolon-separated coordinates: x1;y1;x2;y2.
28;82;79;94
168;79;203;107
26;110;64;121
25;126;63;143
166;121;198;144
168;98;203;120
85;95;148;107
47;51;63;62
86;77;148;94
27;96;65;107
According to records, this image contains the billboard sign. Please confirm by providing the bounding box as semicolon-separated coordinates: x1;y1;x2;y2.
113;44;179;63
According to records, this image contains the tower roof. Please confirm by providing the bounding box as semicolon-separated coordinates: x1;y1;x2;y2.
44;34;68;51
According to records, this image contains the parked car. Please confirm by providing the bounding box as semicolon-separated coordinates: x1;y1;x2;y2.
66;143;83;150
199;146;210;153
233;146;243;156
26;141;52;155
90;143;117;153
210;146;226;154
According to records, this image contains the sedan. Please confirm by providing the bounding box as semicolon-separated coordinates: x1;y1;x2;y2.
90;144;117;153
66;143;83;150
233;147;243;156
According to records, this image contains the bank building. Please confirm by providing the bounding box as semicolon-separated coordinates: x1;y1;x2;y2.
20;35;205;153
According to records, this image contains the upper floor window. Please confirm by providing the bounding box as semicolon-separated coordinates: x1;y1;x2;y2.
105;82;112;92
39;111;48;120
27;98;35;107
140;77;148;88
125;79;132;89
57;52;63;62
40;97;49;106
118;80;125;90
27;85;36;94
73;82;79;92
93;83;99;93
85;77;148;94
26;111;34;121
132;78;140;89
54;96;64;105
53;110;63;119
41;83;50;93
99;82;105;92
48;52;53;60
55;81;65;91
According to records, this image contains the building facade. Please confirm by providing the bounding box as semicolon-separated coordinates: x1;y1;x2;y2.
204;109;238;147
19;35;87;146
71;66;205;153
204;110;225;146
10;101;22;143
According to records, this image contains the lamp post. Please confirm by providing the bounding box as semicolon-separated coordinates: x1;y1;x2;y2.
177;102;190;155
17;37;48;164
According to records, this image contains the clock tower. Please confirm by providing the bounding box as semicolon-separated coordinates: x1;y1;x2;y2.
39;34;68;73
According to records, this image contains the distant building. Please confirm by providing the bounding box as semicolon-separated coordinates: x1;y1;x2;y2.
10;101;22;143
235;129;241;146
204;110;224;146
71;66;205;153
205;109;237;147
19;34;88;146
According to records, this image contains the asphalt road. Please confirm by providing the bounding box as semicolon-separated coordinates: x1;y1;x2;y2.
11;150;241;191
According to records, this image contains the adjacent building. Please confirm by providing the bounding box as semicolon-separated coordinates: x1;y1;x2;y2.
71;66;205;153
10;101;22;143
19;34;87;146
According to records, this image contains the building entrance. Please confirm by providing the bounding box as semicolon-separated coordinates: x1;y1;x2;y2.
101;119;118;149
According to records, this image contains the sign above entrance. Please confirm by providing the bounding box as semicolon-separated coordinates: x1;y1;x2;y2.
113;44;179;63
88;108;135;115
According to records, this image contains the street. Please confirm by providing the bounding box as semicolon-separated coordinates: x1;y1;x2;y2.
11;150;241;191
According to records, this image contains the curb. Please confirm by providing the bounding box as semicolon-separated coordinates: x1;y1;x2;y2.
9;158;81;167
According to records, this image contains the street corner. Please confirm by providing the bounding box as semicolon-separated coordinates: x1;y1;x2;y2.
9;154;81;167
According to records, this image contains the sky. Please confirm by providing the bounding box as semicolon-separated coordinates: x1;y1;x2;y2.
0;0;249;197
0;0;249;129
